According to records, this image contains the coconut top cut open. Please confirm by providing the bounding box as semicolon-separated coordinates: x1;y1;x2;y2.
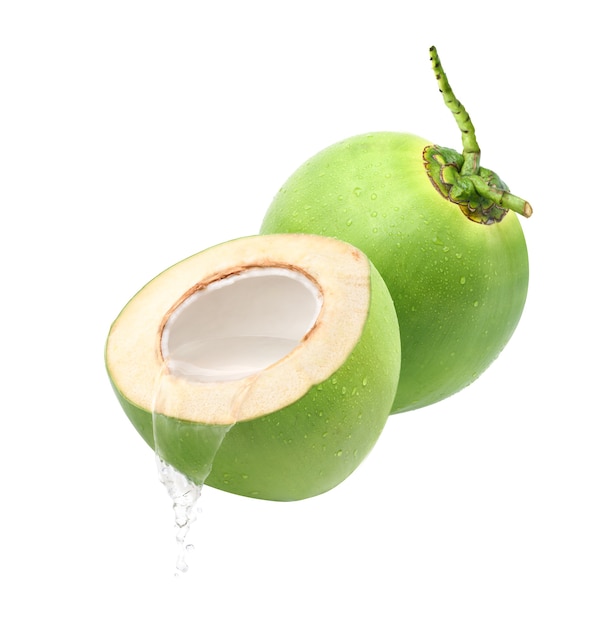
105;234;375;426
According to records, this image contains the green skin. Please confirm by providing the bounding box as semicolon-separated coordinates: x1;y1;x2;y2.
107;260;401;502
260;132;529;413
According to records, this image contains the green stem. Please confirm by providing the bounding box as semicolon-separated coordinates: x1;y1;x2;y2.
427;46;533;220
430;46;480;176
468;176;533;218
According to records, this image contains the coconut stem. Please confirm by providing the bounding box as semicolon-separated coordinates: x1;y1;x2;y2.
428;46;533;219
430;46;480;176
468;176;533;218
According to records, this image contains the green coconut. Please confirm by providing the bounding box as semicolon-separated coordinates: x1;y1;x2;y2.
105;233;401;501
260;47;531;413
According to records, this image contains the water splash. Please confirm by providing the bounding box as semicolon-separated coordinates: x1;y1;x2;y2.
155;456;203;576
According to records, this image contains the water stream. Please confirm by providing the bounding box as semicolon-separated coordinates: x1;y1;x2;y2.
147;267;322;575
155;455;204;576
151;363;234;576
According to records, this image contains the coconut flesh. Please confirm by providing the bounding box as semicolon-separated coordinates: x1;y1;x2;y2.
161;267;323;384
105;233;401;499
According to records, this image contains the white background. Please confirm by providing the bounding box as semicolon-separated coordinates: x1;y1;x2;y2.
2;2;605;624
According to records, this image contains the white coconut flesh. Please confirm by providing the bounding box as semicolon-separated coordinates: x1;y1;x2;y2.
161;267;323;382
106;234;371;426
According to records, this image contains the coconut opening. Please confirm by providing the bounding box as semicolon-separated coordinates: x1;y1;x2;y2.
160;267;323;383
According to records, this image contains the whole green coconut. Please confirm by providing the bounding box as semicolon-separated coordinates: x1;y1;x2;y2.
261;47;531;413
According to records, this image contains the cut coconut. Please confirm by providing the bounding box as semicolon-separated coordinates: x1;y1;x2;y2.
105;233;401;501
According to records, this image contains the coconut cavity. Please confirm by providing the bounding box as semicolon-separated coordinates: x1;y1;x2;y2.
160;267;323;383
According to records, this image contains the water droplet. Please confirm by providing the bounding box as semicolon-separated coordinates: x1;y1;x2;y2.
353;187;362;197
460;276;466;285
473;301;479;307
362;376;368;386
335;450;343;457
370;193;378;200
371;210;378;217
